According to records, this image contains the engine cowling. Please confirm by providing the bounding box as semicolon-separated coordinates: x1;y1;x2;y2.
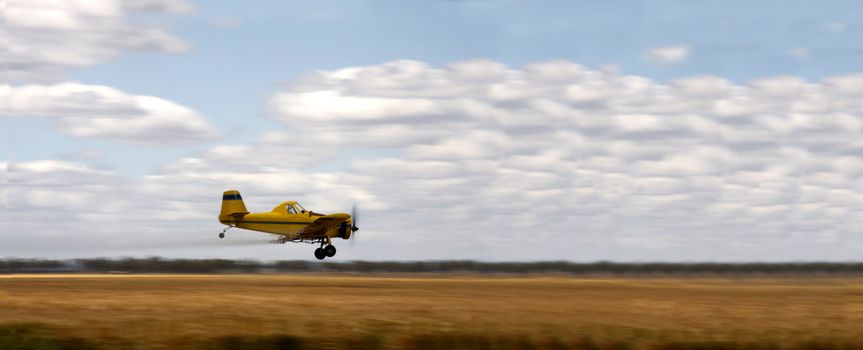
338;222;350;239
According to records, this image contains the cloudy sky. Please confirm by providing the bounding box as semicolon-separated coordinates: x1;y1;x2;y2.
3;0;863;261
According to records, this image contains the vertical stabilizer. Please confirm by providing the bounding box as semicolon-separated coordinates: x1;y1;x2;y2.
219;190;249;222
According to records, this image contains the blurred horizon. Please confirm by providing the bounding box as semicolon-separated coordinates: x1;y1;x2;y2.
5;257;863;275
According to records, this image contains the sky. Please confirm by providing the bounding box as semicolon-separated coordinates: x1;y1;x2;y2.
3;0;863;261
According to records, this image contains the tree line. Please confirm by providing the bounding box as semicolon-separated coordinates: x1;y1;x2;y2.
2;258;863;274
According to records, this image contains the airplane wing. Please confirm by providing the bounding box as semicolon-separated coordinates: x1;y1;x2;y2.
297;214;349;238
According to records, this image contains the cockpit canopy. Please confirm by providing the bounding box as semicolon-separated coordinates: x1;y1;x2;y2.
286;202;306;214
271;201;308;214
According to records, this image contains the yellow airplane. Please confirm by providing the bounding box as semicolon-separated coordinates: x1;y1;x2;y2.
217;190;358;260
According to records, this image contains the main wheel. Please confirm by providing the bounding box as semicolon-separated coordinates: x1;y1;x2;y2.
324;245;336;257
219;232;225;239
314;248;326;260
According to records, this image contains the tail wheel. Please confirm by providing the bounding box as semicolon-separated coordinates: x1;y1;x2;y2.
314;248;326;260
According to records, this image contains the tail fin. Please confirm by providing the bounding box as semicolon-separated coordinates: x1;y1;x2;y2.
219;190;249;222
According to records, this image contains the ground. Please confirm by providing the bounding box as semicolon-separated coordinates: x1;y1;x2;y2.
1;274;862;349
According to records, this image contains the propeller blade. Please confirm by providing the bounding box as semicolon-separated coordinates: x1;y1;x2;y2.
351;204;359;232
350;204;359;246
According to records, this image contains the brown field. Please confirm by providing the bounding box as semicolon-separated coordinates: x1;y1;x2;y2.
2;274;863;349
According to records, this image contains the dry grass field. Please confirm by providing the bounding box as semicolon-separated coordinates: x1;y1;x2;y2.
1;274;863;349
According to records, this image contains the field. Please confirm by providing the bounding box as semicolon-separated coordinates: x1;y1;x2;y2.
2;274;863;349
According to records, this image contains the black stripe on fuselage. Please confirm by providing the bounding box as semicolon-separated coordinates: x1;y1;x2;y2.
234;221;311;225
222;194;243;200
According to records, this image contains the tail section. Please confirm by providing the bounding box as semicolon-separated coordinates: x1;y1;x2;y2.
219;190;249;222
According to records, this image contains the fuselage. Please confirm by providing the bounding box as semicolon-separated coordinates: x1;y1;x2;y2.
220;199;350;239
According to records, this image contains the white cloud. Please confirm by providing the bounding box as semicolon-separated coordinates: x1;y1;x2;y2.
8;0;191;81
644;45;691;64
6;60;863;261
272;91;445;121
235;60;863;259
1;83;219;144
3;1;218;145
121;0;194;14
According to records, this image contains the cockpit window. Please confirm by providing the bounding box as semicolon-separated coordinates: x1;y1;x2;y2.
286;205;297;214
292;203;306;213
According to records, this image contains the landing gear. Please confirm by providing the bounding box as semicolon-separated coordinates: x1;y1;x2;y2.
314;248;326;260
313;237;337;260
324;245;336;257
218;226;233;239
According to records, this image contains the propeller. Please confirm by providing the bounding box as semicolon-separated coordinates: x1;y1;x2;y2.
350;204;359;245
